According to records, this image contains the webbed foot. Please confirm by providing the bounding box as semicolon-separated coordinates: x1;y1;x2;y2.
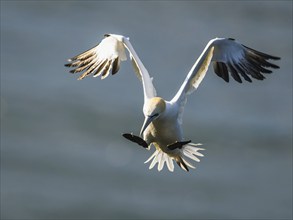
167;140;191;150
122;133;148;148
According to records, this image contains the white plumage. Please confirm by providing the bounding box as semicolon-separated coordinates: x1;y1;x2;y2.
65;34;280;172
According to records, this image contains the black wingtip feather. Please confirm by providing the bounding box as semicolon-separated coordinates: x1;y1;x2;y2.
213;62;230;82
111;58;120;75
243;45;281;60
212;43;279;84
228;63;242;83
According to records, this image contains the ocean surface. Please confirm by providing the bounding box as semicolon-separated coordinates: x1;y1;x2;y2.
1;1;292;219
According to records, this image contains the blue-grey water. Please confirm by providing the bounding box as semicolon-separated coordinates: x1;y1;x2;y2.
1;1;292;219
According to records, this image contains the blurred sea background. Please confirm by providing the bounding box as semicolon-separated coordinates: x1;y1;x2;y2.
1;1;292;219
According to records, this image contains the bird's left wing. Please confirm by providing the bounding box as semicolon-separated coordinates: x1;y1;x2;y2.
171;38;280;124
65;34;156;100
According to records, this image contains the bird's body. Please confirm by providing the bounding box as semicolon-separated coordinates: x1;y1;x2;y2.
143;99;181;150
65;34;280;172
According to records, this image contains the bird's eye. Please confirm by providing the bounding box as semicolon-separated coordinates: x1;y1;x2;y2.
151;113;159;118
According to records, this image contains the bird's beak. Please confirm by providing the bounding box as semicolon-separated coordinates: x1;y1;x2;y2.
140;116;155;137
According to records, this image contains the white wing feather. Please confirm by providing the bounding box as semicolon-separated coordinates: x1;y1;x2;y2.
65;34;156;101
171;38;280;124
122;37;157;99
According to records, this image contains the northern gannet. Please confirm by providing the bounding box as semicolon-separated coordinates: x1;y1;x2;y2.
65;34;280;172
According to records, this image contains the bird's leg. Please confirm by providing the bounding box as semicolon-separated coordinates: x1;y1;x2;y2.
167;140;191;150
122;133;148;149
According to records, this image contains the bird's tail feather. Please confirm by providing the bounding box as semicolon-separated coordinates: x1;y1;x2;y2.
144;143;204;172
177;143;205;172
144;149;175;172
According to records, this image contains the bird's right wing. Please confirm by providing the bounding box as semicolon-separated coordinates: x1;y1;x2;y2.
65;34;156;101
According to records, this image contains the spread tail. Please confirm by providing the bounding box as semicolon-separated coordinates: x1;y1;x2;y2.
144;142;205;172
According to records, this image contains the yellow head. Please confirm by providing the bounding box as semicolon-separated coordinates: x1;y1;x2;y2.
140;97;166;136
145;97;166;116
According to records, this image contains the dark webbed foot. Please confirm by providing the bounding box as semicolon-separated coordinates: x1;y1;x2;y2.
122;133;148;148
167;140;191;150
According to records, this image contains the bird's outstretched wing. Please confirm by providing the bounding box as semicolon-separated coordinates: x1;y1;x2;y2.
171;38;280;124
65;34;156;100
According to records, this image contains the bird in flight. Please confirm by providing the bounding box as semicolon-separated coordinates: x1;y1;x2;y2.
65;34;280;172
